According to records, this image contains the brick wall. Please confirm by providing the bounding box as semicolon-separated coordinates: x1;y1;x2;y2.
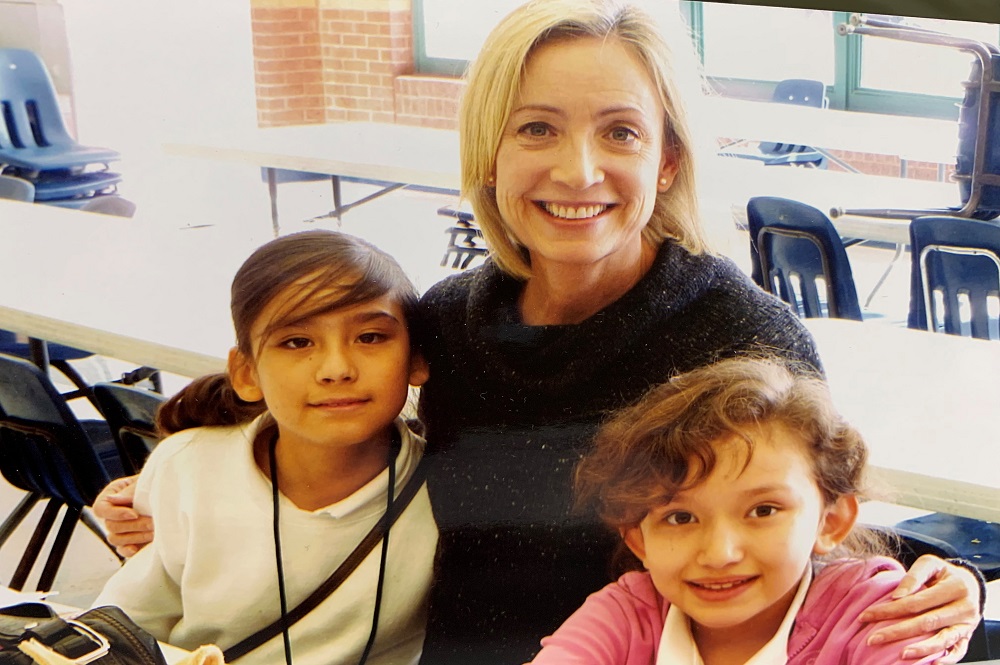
250;0;461;128
319;1;414;123
250;0;325;127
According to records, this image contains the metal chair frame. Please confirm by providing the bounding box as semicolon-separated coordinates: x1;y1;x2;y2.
834;15;1000;221
0;355;123;591
919;243;1000;338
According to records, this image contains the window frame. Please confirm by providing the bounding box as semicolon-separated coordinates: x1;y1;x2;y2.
412;0;1000;121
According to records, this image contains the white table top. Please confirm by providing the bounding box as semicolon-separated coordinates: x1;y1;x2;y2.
705;157;961;246
706;96;959;165
805;318;1000;522
1;200;996;520
166;117;963;246
0;199;233;378
164;122;462;192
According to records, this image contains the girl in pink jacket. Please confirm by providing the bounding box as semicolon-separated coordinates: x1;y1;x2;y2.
531;357;944;665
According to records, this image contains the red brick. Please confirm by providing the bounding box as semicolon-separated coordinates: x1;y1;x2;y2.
254;33;302;48
255;72;288;86
327;20;356;33
358;22;388;35
287;96;322;110
278;20;316;33
339;9;366;21
347;110;372;121
255;97;287;111
341;60;368;73
304;108;326;123
284;45;320;59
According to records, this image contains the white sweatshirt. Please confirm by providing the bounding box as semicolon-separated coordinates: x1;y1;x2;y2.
96;417;437;665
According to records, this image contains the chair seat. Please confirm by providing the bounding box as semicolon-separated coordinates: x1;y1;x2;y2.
0;145;121;172
0;331;91;362
31;171;122;201
721;144;826;167
896;512;1000;581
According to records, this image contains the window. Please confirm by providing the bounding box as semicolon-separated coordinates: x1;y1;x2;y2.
412;0;1000;120
414;0;684;75
415;0;526;75
700;4;834;85
688;2;1000;119
859;15;997;97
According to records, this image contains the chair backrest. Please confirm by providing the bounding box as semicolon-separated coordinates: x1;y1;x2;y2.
91;383;165;475
771;78;828;109
0;49;74;154
0;175;34;201
955;53;1000;219
908;216;1000;340
0;354;111;506
760;79;828;156
747;196;863;321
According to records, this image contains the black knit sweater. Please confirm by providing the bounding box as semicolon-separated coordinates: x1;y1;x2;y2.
415;240;821;664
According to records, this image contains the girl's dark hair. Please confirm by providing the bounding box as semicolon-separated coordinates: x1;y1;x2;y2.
156;230;419;435
575;356;882;567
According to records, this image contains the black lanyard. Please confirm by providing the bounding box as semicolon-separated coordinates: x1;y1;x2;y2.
268;434;396;665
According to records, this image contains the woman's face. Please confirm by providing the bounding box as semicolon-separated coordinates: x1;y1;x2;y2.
493;36;677;273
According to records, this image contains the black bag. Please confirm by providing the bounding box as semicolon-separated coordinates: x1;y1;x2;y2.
0;603;167;665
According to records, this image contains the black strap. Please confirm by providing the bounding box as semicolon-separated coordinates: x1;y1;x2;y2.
222;458;428;662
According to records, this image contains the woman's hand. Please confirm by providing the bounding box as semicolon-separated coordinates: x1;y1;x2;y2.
860;555;982;664
93;475;154;558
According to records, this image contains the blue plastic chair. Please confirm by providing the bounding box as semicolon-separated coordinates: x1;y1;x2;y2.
91;382;165;476
0;174;33;201
0;354;125;591
908;216;1000;339
0;49;121;201
746;196;863;320
722;79;828;168
897;217;1000;583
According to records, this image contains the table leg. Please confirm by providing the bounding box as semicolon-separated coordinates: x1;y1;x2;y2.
864;242;905;309
28;337;49;372
331;175;343;225
265;167;280;237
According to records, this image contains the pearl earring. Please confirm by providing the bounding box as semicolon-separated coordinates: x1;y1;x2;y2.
487;176;496;186
659;178;668;186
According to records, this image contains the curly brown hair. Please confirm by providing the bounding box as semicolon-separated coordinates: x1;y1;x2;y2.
575;356;884;562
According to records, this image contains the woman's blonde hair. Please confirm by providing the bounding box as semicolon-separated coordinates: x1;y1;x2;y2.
460;0;709;280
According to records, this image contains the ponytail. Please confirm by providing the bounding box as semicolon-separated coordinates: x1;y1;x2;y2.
156;373;267;436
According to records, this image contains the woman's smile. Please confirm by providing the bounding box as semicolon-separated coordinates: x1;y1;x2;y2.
537;201;614;220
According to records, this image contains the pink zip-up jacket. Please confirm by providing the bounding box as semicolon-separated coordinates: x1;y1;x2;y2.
530;557;943;664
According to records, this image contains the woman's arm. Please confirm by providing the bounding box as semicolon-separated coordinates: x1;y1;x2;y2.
93;475;155;557
859;556;983;664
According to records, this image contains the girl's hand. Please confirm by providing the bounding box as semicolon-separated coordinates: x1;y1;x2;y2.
93;475;154;558
859;555;981;664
